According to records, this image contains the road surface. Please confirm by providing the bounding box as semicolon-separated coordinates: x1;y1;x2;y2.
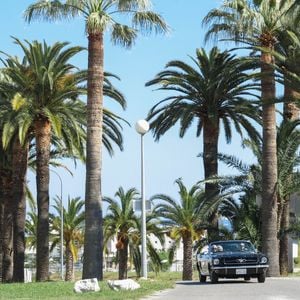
143;278;300;300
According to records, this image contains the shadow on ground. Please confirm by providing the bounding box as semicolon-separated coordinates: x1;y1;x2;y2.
176;280;254;286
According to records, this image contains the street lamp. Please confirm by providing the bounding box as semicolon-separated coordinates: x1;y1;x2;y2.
50;169;64;280
135;119;150;279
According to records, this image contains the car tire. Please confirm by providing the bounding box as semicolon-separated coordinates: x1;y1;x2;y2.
200;274;207;283
210;271;218;284
257;272;266;283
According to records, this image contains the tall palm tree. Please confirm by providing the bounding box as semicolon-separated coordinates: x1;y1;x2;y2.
203;0;295;277
218;119;300;274
24;0;168;280
151;179;213;281
51;196;84;281
274;27;300;275
146;47;260;238
104;187;140;280
0;88;30;282
0;38;86;281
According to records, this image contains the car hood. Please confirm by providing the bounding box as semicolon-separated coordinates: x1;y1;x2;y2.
212;251;259;258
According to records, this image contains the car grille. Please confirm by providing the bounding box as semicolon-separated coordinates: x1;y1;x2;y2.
223;256;258;265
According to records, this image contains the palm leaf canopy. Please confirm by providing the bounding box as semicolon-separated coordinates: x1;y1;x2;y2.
146;47;260;144
104;187;140;244
151;179;211;241
203;0;295;46
0;38;86;147
24;0;168;47
218;118;300;202
0;39;129;156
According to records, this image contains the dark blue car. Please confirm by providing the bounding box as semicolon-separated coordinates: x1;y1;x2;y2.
196;240;269;283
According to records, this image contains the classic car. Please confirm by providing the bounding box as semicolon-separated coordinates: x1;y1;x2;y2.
196;240;269;283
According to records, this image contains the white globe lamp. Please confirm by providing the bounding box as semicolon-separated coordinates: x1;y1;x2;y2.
135;119;149;135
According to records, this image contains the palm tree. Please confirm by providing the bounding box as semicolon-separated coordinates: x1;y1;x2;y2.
51;196;84;281
274;27;300;275
218;119;300;275
146;47;260;238
151;179;212;281
24;0;168;280
128;213;165;277
202;0;296;277
104;187;140;279
0;88;30;282
0;38;86;281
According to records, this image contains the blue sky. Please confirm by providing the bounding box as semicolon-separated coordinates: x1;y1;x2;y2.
1;1;257;211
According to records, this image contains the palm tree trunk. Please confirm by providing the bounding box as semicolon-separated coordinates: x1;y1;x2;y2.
182;233;193;281
12;138;29;282
118;238;128;280
279;198;289;276
65;243;74;281
83;32;104;281
261;50;280;277
0;133;4;282
0;200;4;282
203;117;219;239
1;173;14;283
35;118;51;282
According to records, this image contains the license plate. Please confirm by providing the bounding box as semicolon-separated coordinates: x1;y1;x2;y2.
236;269;247;275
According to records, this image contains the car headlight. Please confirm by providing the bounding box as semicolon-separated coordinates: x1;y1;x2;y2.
213;258;220;265
260;256;268;264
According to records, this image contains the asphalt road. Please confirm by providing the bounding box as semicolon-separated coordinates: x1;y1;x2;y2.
143;278;300;300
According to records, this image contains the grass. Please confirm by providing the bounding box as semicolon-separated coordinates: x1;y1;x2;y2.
0;272;182;300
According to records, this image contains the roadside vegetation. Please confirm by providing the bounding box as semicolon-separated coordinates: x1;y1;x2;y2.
0;272;181;300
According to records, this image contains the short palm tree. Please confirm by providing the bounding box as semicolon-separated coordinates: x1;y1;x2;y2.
51;196;84;281
146;47;260;238
151;179;212;281
203;0;296;277
24;0;168;280
128;213;165;277
104;187;140;280
25;211;38;252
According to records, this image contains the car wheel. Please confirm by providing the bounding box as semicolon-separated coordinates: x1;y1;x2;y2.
244;276;251;281
200;274;207;283
257;272;266;283
210;271;218;284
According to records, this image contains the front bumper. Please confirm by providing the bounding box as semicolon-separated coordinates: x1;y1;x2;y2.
211;265;269;277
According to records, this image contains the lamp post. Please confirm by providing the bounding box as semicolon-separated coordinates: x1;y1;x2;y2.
135;119;150;279
50;169;64;280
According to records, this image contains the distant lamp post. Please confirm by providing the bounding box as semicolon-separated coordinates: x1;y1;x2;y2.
135;119;150;279
50;169;64;280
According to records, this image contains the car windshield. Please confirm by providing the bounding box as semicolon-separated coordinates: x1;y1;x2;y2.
210;241;255;253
